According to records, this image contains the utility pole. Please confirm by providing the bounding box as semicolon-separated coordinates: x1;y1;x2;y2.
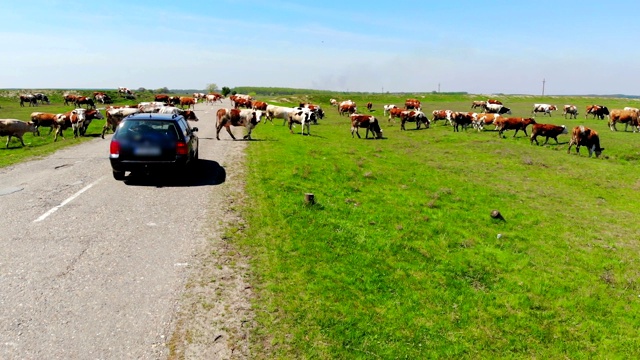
542;78;546;96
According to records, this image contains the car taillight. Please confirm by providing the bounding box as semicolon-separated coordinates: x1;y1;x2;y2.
110;140;120;157
176;141;188;155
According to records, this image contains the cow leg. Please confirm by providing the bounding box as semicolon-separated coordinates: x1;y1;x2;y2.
522;129;528;137
531;135;538;145
5;136;10;148
225;125;236;140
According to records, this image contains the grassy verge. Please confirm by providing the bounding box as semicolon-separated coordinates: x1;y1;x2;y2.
236;94;640;358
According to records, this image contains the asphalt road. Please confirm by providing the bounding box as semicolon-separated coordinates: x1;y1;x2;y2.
0;99;248;359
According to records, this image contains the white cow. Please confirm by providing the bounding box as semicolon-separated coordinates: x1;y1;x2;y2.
138;102;167;113
265;105;297;125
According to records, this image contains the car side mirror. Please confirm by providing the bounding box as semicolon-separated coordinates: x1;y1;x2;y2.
192;127;199;132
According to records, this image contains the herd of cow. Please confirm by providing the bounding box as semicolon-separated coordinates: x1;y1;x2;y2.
325;97;620;158
3;91;639;158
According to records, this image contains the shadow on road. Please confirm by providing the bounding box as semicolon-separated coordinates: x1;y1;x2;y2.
122;159;226;187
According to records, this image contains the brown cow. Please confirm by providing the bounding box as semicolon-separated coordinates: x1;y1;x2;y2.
405;98;421;110
0;119;36;148
252;101;268;111
585;105;609;119
216;108;261;140
471;100;486;109
567;126;604;157
388;107;404;123
31;112;60;136
530;123;568;145
74;96;96;109
608;109;640;132
154;94;170;103
63;94;78;106
179;97;197;109
350;114;383;139
493;117;537;137
339;103;357;116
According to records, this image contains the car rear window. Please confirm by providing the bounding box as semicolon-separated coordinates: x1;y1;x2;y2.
117;120;180;139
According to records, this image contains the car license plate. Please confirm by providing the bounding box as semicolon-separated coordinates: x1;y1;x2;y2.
134;146;161;156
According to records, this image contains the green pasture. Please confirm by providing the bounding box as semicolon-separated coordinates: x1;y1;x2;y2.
0;90;158;167
2;90;640;358
235;93;640;358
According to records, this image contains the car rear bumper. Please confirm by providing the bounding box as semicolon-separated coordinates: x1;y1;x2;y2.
110;157;191;173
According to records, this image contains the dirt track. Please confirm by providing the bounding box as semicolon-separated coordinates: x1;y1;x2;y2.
0;99;253;359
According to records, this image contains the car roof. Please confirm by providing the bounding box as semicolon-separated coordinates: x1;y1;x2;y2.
124;113;184;121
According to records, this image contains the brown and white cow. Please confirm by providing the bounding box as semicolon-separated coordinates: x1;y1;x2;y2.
288;108;316;135
563;105;578;119
102;108;140;139
431;109;453;125
329;98;338;107
339;102;357;116
473;113;501;131
405;98;421;110
451;112;475;132
383;104;398;116
530;123;568;145
205;93;224;103
471;100;486;109
216;108;262;140
487;99;502;105
608;109;640;132
567;126;604;157
350;114;383;139
493;117;537;137
0;119;36;148
19;94;38;107
532;104;558;117
400;110;430;130
585;105;609;120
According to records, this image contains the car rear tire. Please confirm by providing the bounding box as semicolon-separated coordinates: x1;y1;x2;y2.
113;170;126;180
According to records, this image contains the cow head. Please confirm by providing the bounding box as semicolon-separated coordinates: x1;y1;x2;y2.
560;125;568;134
254;110;264;124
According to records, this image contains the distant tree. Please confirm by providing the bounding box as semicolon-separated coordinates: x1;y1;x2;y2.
221;87;231;96
206;83;219;93
155;87;170;94
137;87;147;93
231;90;237;96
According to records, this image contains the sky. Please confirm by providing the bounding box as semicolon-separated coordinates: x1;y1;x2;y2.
3;0;640;95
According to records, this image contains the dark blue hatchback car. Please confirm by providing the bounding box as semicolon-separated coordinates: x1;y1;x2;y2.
109;113;199;180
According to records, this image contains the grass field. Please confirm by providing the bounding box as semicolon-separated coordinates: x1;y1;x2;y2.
3;90;640;358
234;93;640;358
